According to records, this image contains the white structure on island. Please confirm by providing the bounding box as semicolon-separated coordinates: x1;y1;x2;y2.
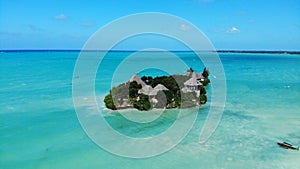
129;74;169;96
148;84;169;96
129;73;147;87
186;69;205;82
129;71;204;98
182;70;203;97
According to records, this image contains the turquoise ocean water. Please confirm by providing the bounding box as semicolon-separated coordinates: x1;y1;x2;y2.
1;51;300;169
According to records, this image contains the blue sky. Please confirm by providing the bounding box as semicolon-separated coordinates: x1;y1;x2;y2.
0;0;299;50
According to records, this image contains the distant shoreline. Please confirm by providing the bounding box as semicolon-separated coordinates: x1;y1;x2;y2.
1;49;300;54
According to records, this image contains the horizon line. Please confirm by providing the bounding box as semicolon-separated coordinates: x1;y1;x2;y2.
1;49;300;54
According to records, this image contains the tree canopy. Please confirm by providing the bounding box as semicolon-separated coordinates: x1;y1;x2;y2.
104;68;210;111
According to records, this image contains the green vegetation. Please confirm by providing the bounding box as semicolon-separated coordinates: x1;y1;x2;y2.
129;81;142;98
133;94;151;111
202;67;209;78
104;92;117;110
104;68;210;111
200;94;207;104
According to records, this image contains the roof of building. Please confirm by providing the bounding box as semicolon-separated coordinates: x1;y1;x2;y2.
129;74;146;87
184;77;203;86
197;73;205;79
138;84;169;96
153;84;168;90
148;84;169;96
138;85;153;95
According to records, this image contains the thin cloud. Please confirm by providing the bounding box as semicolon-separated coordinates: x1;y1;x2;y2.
55;14;67;20
226;27;240;33
80;21;96;27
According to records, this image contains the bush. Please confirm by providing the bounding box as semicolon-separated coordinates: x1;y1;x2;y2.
200;94;207;104
133;94;151;111
129;81;141;98
199;86;207;95
104;93;116;110
202;78;210;86
202;67;209;78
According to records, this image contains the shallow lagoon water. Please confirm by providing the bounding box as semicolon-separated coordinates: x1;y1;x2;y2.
1;51;300;169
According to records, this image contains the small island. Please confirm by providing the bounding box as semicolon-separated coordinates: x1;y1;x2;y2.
104;68;210;111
